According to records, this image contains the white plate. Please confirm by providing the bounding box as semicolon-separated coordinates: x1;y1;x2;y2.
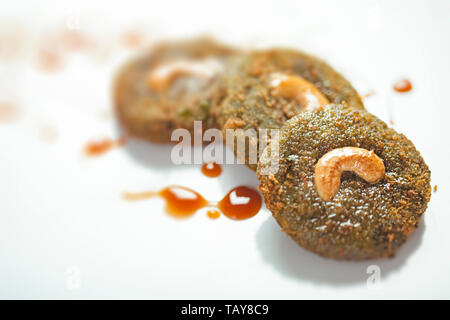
0;0;449;299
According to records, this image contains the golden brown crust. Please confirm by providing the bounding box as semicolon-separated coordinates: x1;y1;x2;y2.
213;49;365;170
114;38;237;143
257;105;431;260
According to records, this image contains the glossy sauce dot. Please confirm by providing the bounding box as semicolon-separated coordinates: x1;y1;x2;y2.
206;210;221;219
201;162;222;178
393;79;412;93
158;186;207;218
218;186;262;220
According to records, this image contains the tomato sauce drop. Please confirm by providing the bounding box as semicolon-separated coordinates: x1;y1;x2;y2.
201;162;222;178
158;186;208;218
206;210;221;219
123;185;262;221
218;186;262;220
393;79;412;93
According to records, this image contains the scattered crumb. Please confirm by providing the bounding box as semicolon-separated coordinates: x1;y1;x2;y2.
36;48;64;72
84;136;127;157
360;91;375;99
39;126;58;143
121;31;144;49
389;120;394;126
0;101;19;123
207;210;221;219
61;30;90;51
433;185;438;193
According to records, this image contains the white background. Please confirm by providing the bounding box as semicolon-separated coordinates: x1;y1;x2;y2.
0;0;449;299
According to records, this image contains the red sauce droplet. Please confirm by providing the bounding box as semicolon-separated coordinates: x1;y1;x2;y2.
393;79;412;93
40;126;58;143
201;162;222;178
123;185;262;221
360;91;375;99
218;186;262;220
206;210;221;219
84;137;127;157
159;186;207;218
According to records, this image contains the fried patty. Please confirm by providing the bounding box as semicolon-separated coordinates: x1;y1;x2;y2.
214;49;365;170
257;105;431;260
114;38;237;143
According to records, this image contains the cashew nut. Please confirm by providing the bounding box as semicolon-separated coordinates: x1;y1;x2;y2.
148;58;223;92
270;73;329;110
314;147;385;201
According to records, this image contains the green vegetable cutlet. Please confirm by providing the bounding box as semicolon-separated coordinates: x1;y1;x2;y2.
213;49;364;170
114;38;237;143
257;105;431;260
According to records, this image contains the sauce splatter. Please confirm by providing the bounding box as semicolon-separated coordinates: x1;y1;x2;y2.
159;186;207;218
123;185;262;220
123;186;206;218
393;79;412;93
218;186;262;220
206;210;221;219
0;102;19;123
201;162;222;178
84;137;127;157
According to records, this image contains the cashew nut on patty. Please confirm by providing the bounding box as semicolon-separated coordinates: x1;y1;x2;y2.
314;147;385;201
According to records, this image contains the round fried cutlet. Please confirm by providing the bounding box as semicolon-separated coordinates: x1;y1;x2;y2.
114;38;237;143
257;105;431;260
214;49;364;170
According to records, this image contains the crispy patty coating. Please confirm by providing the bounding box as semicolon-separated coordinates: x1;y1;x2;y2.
257;105;431;260
114;38;236;143
214;49;364;170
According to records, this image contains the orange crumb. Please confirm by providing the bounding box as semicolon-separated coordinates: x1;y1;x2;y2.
121;31;144;49
36;49;64;72
84;137;127;157
0;102;19;123
360;91;375;99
